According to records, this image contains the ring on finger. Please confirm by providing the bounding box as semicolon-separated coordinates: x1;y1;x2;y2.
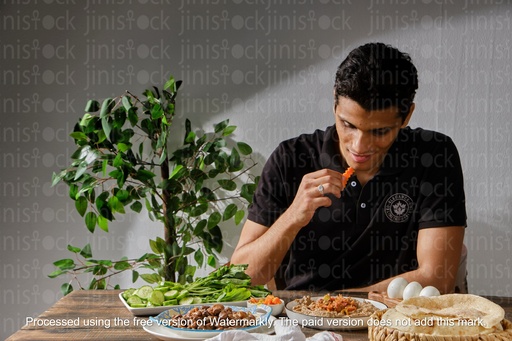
317;184;324;195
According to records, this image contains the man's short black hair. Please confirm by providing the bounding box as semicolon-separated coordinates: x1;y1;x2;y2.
334;42;418;121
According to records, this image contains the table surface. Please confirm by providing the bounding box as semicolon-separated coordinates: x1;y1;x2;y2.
6;290;512;341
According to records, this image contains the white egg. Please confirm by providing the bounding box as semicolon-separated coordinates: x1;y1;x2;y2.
419;286;441;297
402;281;423;300
387;277;409;299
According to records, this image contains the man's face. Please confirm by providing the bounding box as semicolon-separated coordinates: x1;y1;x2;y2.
334;97;411;178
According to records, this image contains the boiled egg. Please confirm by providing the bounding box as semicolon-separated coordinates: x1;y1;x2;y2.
402;281;423;300
419;286;441;297
387;277;408;299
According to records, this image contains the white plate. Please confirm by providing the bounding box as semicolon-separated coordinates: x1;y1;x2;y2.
150;304;272;339
144;315;277;340
285;297;386;331
119;292;248;316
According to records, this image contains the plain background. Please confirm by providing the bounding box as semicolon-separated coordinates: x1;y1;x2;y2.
1;1;511;339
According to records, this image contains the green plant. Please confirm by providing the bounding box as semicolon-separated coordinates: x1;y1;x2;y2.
50;76;258;295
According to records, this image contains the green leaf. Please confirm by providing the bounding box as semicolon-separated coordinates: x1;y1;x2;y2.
164;76;176;91
234;210;245;225
69;184;78;200
67;245;81;253
61;283;73;296
80;244;92;258
151;103;163;119
229;148;242;171
223;204;237;221
53;258;75;270
85;99;100;112
128;107;138;126
169;164;184;180
101;117;112;140
117;143;131;153
218;179;236;191
190;204;208;217
48;269;64;278
222;125;236;136
207;255;216;267
141;273;161;284
132;270;139;283
214;119;229;134
130;201;143;213
149;239;161;254
85;212;97;233
100;98;114;118
75;196;88;217
122;96;132;111
134;169;156;182
114;261;131;271
208;212;222;229
69;131;88;141
97;215;108;232
237;142;253;155
108;196;125;214
194;249;204;267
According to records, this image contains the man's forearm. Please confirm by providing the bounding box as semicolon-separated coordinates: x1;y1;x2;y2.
231;211;302;285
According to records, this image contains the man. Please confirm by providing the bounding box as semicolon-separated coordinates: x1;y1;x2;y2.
231;42;466;293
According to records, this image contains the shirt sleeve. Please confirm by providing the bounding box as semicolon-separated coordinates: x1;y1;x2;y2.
247;144;290;228
417;136;467;229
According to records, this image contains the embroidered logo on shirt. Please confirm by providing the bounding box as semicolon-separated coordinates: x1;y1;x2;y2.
384;193;413;223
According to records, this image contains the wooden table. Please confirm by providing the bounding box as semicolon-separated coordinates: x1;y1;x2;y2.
6;290;512;340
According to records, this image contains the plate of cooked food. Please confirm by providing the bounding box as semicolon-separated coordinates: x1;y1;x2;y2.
285;294;387;330
149;303;272;339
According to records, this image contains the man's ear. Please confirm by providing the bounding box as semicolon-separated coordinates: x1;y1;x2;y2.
401;103;415;128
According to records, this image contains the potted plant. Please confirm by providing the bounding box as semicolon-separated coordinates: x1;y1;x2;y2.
50;76;259;295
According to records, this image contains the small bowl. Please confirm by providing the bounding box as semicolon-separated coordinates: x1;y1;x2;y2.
247;299;285;316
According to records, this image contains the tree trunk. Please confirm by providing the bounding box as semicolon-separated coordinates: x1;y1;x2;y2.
161;156;175;282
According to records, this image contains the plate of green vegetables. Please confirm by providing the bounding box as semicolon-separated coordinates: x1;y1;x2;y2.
120;264;271;316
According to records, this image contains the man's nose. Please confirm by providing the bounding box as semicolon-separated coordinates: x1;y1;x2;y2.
352;130;371;153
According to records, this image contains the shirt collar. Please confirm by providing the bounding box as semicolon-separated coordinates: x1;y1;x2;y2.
320;125;407;176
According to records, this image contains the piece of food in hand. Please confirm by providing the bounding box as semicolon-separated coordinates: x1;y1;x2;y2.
341;167;354;189
387;277;409;299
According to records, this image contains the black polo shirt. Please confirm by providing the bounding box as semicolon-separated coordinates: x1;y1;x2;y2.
248;125;467;291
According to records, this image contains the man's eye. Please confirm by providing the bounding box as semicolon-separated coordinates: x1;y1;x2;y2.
343;121;353;128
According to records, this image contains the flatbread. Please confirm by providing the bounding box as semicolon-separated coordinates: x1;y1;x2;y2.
382;294;505;336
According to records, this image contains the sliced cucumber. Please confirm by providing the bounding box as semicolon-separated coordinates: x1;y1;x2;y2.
192;297;202;304
134;285;153;300
179;296;194;305
122;288;136;299
164;289;179;299
175;290;189;300
127;296;143;306
149;290;165;306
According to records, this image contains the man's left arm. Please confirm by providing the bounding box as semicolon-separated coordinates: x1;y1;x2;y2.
350;225;465;294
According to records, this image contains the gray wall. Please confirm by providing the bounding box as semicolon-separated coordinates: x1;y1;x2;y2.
1;1;511;338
